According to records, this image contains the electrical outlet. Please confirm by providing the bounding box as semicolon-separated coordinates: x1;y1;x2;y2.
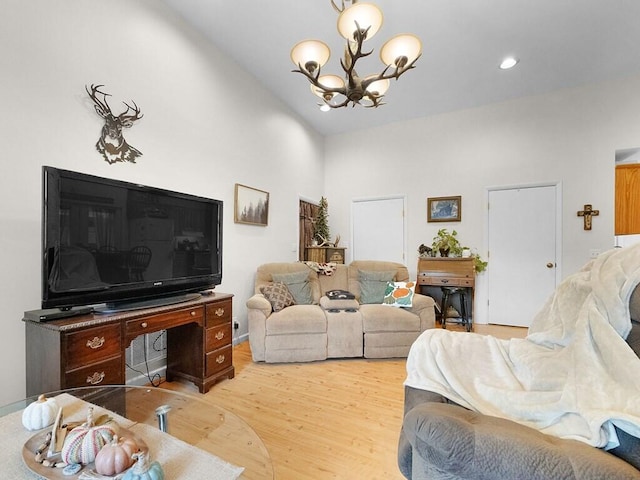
589;249;601;258
233;321;239;330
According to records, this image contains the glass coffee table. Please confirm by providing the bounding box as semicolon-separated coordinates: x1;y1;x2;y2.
0;385;274;479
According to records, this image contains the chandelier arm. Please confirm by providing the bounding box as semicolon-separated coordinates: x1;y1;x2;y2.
292;65;348;97
325;97;351;109
360;53;423;91
330;0;346;13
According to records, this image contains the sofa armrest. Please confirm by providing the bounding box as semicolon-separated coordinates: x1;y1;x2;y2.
409;293;436;331
246;293;272;317
401;402;640;480
246;294;272;362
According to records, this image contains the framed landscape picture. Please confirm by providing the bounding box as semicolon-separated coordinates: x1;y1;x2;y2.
427;196;461;222
234;183;269;226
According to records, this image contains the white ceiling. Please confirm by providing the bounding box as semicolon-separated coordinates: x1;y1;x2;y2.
161;0;640;136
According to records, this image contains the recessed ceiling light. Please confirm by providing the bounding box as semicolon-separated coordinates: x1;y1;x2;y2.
499;57;519;70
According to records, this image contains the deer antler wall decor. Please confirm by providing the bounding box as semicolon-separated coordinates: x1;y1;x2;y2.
86;84;143;164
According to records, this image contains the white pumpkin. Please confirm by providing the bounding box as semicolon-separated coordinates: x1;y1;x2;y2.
22;394;60;431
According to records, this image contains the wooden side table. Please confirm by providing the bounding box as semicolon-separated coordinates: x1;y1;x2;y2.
417;257;475;327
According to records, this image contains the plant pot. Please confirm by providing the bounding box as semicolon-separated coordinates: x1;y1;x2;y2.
439;248;450;257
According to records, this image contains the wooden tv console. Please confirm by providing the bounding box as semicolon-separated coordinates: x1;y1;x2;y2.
23;293;234;396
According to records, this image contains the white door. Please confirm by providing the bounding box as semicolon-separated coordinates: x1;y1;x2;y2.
487;185;560;327
351;196;406;264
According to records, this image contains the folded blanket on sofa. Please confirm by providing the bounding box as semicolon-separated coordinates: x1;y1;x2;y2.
405;244;640;450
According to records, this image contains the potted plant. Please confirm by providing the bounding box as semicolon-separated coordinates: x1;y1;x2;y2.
429;229;488;272
431;229;462;257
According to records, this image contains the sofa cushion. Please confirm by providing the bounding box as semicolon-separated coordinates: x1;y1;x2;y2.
361;304;421;332
272;270;313;304
261;282;295;312
359;269;396;304
255;263;321;302
265;305;327;335
383;281;416;308
348;261;410;300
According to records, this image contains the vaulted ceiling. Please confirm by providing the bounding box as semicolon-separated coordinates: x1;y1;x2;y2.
161;0;640;136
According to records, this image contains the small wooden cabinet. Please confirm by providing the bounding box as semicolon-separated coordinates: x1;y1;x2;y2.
417;257;475;321
305;246;346;264
24;293;234;396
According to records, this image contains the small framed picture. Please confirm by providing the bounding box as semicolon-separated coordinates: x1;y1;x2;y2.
234;183;269;226
427;196;461;222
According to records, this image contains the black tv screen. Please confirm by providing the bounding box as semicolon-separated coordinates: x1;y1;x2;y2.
42;166;223;311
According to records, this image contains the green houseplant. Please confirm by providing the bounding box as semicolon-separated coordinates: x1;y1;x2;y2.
429;228;488;273
431;229;463;257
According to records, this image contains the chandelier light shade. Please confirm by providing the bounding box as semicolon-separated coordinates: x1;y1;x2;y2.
290;40;331;74
311;74;346;100
365;77;390;97
380;34;423;68
291;0;421;109
337;2;383;41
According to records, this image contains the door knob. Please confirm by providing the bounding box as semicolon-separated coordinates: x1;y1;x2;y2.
546;262;554;268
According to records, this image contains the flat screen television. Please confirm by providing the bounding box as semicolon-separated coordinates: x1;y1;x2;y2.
42;166;223;312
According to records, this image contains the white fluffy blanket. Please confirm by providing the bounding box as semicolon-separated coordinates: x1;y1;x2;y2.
405;245;640;449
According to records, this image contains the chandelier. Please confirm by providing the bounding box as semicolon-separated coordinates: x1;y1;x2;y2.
290;0;422;109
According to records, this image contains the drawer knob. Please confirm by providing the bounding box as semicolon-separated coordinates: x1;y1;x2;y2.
190;310;196;317
215;308;225;317
86;371;105;385
86;336;105;349
441;279;450;284
141;322;148;328
215;331;225;340
216;354;225;364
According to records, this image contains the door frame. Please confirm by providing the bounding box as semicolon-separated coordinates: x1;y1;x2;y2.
481;181;563;324
350;194;407;265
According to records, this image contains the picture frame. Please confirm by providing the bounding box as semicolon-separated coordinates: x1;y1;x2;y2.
427;196;461;222
234;183;269;226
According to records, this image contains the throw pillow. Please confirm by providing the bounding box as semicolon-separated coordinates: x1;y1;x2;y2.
272;270;313;305
359;269;396;304
261;282;296;312
383;281;416;308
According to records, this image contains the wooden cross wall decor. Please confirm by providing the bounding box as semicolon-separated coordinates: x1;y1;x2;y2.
577;204;600;230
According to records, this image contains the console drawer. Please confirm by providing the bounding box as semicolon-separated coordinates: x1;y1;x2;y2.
206;345;232;376
418;275;474;287
65;356;123;388
206;299;232;328
126;306;204;340
206;323;232;352
65;324;121;370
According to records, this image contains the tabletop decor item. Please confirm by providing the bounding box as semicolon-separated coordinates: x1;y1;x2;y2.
122;450;164;480
61;408;117;466
94;435;139;476
22;394;60;431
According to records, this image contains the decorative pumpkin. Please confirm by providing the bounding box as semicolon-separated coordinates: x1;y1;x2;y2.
22;394;60;431
123;450;164;480
94;435;138;476
61;407;117;465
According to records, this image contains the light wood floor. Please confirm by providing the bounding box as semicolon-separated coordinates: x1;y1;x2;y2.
163;323;527;479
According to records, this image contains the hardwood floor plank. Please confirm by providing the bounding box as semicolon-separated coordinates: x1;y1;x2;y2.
162;324;527;479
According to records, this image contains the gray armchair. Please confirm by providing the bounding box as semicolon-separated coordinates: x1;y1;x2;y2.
398;287;640;480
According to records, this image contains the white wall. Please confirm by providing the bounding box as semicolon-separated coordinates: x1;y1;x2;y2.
0;0;324;404
4;0;640;406
324;74;640;323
